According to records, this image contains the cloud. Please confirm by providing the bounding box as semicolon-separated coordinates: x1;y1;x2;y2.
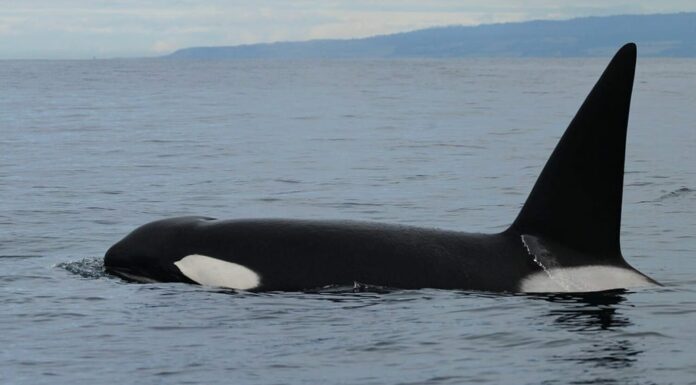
151;40;178;53
1;1;695;58
305;10;524;40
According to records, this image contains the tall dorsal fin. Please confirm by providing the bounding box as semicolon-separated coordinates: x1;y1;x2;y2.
510;43;636;259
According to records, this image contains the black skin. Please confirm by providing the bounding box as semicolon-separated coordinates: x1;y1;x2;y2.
104;43;658;292
104;216;542;292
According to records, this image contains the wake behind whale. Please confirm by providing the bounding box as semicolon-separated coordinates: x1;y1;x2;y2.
104;43;659;293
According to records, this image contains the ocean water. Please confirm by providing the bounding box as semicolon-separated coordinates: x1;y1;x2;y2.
1;57;695;385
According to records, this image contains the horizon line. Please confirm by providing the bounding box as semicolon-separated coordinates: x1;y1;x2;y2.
3;11;694;61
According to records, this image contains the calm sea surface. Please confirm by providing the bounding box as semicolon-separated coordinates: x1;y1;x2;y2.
1;57;695;385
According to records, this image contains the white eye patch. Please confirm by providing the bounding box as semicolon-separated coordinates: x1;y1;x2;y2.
174;254;260;290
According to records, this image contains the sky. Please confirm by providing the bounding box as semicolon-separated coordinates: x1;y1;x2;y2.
1;1;695;59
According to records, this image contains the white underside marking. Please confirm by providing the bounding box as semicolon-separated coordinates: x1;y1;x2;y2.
174;254;260;290
520;265;655;293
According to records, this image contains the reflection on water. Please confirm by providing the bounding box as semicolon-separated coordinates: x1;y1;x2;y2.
543;291;631;331
542;292;643;383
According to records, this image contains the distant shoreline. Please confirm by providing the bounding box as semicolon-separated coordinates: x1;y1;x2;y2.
167;12;696;59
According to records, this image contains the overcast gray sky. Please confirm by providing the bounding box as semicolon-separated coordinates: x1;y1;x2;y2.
2;1;695;59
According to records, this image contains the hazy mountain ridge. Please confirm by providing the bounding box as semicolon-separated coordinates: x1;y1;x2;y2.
167;13;696;59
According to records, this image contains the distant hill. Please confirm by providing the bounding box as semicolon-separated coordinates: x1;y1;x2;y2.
167;12;696;59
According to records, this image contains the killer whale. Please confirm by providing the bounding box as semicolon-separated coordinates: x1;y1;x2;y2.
104;43;659;293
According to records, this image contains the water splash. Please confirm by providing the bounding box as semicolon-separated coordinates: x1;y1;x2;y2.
56;257;108;279
303;282;396;294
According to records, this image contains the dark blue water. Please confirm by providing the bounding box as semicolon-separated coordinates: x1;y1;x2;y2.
1;58;695;384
